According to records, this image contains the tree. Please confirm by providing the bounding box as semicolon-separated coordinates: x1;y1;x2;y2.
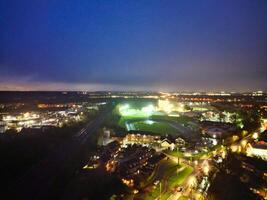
219;112;225;122
241;110;261;132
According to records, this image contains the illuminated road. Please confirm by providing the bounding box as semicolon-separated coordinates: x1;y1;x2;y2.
167;190;182;200
10;104;114;199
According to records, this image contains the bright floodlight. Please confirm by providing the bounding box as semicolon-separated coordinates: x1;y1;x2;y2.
119;103;155;117
252;132;258;140
158;99;173;113
141;105;154;115
145;119;154;125
119;104;131;116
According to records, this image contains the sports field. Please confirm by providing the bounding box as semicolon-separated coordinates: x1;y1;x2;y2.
129;120;179;135
114;103;199;139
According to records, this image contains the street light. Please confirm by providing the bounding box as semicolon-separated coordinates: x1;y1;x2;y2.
241;140;247;148
188;176;197;188
203;164;210;175
252;132;259;140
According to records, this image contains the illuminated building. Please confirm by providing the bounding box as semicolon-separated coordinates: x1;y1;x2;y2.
252;91;263;96
160;138;174;150
122;134;160;146
1;108;85;133
247;142;267;160
0;121;6;133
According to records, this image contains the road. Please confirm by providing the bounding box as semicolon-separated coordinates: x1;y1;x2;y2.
9;104;113;200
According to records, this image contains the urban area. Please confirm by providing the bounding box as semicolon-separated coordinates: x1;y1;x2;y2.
0;91;266;200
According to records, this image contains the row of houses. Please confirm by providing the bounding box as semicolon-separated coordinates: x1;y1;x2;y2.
116;146;155;178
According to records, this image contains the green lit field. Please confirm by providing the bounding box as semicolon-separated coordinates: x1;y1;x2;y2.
118;115;147;127
113;103;198;138
150;115;193;126
117;108;181;136
130;120;178;135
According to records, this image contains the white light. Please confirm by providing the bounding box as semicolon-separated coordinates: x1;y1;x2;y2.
252;132;258;140
145;120;154;125
141;105;154;115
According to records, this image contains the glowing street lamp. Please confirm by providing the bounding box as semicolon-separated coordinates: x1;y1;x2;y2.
252;132;259;140
202;161;210;175
188;176;197;188
241;140;247;148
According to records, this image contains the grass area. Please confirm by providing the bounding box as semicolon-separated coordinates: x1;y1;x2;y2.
151;115;193;126
191;151;212;159
165;149;214;160
164;149;184;157
118;113;193;129
169;166;194;187
141;160;176;187
142;161;193;200
141;160;177;200
117;115;183;136
115;110;199;137
113;102;200;133
118;116;147;128
132;121;178;135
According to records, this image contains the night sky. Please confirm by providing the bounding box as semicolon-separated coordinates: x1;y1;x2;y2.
0;0;266;91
